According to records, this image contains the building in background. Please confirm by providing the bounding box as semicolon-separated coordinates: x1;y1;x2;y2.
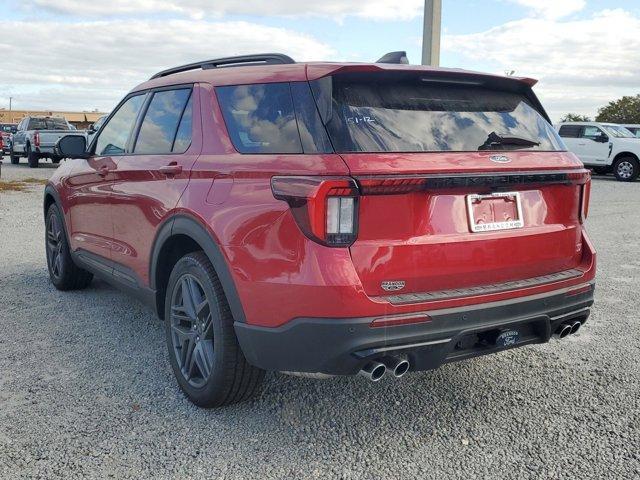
0;109;106;129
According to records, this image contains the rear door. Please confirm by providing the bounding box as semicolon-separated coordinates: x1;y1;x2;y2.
310;72;587;297
109;85;200;285
579;125;610;165
558;124;585;160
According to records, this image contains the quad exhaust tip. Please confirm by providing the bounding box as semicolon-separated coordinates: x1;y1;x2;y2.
554;319;584;339
359;356;411;381
380;356;411;378
358;361;386;382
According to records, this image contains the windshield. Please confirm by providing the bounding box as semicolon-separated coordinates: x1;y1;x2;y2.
603;125;635;138
310;73;563;153
27;118;70;130
0;124;15;133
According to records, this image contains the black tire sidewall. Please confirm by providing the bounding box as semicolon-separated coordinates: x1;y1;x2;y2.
9;148;19;164
45;204;72;288
164;254;233;407
613;157;639;182
27;144;39;168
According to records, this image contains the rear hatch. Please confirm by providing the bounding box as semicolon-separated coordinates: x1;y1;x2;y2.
310;69;588;298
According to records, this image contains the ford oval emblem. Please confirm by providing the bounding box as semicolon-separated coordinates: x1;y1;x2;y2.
490;155;511;164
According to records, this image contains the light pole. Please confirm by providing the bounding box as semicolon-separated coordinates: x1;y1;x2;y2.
422;0;442;66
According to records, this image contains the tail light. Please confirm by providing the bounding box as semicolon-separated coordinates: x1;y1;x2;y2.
579;178;591;224
0;136;3;149
34;132;40;148
271;176;358;247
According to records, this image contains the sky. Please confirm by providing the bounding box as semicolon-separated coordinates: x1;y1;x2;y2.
0;0;638;122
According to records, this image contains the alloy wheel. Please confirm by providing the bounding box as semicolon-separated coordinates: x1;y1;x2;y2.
46;213;64;280
617;161;634;179
170;274;215;388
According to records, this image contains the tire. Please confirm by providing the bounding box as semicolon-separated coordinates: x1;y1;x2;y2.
45;204;93;291
164;251;264;407
592;166;609;175
613;156;639;182
9;147;19;164
26;143;39;168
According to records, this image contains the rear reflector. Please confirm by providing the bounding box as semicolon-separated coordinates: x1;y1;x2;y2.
370;314;432;328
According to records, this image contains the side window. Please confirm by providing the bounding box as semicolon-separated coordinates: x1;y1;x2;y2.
290;82;333;154
558;125;581;138
95;94;146;156
134;88;192;155
216;83;302;154
582;126;604;140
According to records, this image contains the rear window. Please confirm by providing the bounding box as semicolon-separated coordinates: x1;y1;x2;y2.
310;73;563;153
27;118;70;130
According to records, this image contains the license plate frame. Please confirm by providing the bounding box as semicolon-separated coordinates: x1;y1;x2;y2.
466;191;524;233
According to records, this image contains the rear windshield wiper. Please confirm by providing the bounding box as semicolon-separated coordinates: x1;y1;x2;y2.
478;131;540;151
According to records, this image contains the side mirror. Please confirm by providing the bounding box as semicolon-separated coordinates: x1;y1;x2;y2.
55;135;89;159
595;134;609;143
87;124;95;133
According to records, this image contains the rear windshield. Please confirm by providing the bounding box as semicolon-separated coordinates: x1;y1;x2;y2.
310;74;563;153
27;118;70;130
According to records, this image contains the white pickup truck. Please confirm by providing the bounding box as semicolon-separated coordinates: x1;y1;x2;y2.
9;116;86;168
556;122;640;182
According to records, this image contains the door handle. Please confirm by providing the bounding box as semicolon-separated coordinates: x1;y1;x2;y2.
159;164;183;176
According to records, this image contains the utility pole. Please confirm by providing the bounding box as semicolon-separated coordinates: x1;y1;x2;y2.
422;0;442;66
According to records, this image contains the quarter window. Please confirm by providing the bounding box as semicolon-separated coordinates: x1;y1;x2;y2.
217;83;302;154
95;94;146;156
134;88;192;154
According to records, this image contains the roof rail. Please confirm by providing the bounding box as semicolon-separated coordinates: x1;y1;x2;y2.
150;53;296;79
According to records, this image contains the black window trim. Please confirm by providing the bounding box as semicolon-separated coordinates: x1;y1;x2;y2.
129;83;195;156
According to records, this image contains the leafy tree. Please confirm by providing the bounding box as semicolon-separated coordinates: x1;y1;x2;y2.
596;95;640;123
560;113;591;122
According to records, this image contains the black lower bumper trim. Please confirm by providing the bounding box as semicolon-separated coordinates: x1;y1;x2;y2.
234;284;595;375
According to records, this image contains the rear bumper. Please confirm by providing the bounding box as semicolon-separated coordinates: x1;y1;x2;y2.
235;282;594;375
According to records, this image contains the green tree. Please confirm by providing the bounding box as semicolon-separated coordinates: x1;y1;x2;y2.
596;95;640;123
560;113;591;122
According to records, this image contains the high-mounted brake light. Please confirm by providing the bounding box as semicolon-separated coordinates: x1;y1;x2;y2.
271;176;359;247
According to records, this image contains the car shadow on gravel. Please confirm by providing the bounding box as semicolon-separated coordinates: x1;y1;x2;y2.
5;266;596;460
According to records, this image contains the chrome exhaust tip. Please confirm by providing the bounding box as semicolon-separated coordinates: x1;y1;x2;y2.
380;356;411;378
570;320;582;335
554;323;572;339
358;361;386;382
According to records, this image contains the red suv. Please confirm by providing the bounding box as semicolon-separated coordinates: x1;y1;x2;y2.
47;53;596;407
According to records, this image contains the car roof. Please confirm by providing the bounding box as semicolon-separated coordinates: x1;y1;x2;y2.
130;60;538;94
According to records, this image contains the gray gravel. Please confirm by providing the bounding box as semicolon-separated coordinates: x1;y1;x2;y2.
1;159;639;479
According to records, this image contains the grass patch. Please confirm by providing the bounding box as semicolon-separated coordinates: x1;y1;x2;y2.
0;180;28;192
21;178;49;185
0;178;47;192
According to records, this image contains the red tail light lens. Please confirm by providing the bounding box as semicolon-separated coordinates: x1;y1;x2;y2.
271;176;358;246
34;132;40;148
579;180;591;224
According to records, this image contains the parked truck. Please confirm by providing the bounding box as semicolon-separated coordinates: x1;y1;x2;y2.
9;116;86;168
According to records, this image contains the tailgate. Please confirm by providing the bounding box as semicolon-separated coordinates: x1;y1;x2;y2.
344;151;588;297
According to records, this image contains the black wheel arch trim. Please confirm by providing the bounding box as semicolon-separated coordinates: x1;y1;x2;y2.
150;214;247;324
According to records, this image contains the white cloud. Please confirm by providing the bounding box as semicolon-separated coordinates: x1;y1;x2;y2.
509;0;586;19
443;9;640;120
27;0;423;21
0;20;334;111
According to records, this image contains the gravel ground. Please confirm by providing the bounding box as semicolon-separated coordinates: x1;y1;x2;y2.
0;159;638;479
